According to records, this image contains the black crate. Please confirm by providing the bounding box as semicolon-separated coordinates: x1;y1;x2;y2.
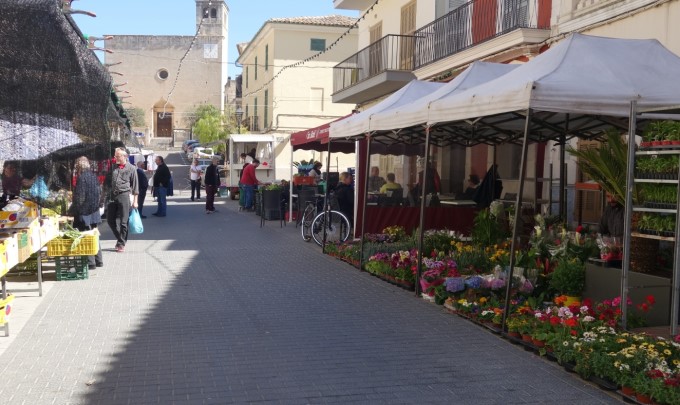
55;256;89;280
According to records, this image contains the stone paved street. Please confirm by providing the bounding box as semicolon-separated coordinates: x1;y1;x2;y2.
0;153;622;404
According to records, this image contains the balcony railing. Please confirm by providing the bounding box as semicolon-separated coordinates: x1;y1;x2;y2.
333;34;416;94
415;0;551;69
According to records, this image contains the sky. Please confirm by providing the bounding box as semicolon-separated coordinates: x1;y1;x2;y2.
72;0;359;79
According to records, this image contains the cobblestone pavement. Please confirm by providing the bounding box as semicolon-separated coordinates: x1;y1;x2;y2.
0;153;622;404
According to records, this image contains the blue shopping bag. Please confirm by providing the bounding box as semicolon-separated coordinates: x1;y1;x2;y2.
129;208;144;234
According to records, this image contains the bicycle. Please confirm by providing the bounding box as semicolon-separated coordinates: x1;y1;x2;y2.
300;198;319;242
309;194;351;247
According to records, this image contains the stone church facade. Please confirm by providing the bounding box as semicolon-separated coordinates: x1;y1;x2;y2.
104;0;229;147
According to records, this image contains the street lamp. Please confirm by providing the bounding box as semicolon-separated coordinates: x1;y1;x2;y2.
235;106;243;133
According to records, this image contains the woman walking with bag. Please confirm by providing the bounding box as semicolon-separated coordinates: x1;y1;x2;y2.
71;157;103;269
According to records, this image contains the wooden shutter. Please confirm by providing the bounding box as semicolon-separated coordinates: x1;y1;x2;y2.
369;22;383;76
400;1;416;69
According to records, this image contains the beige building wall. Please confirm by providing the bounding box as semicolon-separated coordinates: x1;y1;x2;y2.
570;1;680;54
354;0;435;49
238;17;359;177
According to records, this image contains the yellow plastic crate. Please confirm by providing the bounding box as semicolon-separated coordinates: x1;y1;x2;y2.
0;295;15;326
47;233;99;257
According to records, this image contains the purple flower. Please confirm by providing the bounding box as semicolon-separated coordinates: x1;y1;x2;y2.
464;276;482;289
445;277;465;292
519;279;534;294
490;278;506;290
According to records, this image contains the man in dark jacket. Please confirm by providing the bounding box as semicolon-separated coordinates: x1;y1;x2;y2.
334;171;354;225
136;161;149;218
152;155;171;217
106;148;138;252
599;192;624;237
204;156;221;214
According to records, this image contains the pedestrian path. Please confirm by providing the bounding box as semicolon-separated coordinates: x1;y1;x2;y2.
0;188;621;404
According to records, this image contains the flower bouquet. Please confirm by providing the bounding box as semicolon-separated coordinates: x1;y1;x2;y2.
597;235;622;261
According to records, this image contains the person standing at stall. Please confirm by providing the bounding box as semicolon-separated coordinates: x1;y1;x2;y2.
204;156;221;214
599;192;625;237
107;147;138;253
71;157;103;269
1;162;21;204
240;158;261;211
152;155;171;217
135;162;149;219
308;161;323;184
335;171;354;225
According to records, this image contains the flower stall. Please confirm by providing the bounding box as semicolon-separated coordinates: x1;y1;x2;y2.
321;202;680;403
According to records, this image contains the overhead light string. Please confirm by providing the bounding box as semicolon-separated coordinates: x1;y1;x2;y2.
160;0;213;118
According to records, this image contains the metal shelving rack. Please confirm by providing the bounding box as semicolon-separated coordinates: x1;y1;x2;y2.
623;102;680;335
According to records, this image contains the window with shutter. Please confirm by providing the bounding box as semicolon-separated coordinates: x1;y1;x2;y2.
400;1;417;70
369;22;383;76
264;90;268;129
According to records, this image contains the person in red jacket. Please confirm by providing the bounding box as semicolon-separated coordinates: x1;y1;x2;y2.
240;158;261;211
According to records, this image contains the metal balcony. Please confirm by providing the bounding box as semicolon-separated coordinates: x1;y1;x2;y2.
332;34;417;104
415;0;552;69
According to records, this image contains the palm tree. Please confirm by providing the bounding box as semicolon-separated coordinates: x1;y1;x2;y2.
567;130;640;205
569;131;657;274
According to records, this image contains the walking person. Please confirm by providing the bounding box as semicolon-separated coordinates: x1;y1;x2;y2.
240;158;261;211
71;156;103;269
204;156;221;214
189;158;202;201
152;155;171;217
136;162;149;218
106;147;138;253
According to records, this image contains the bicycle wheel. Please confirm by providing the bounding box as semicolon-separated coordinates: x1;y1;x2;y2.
311;210;350;246
300;203;316;242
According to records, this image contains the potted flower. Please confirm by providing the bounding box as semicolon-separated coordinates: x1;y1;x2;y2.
548;258;585;299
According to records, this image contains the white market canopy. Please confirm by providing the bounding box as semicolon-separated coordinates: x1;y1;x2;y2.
330;80;444;141
331;33;680;147
428;33;680;126
369;61;519;133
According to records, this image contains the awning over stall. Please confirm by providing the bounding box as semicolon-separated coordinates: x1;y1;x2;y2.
290;114;354;153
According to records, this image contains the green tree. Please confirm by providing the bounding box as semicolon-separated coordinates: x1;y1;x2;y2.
192;105;237;153
126;107;146;127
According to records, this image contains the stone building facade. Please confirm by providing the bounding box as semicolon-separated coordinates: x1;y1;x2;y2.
104;0;229;147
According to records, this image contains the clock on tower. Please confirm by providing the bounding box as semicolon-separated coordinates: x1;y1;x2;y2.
203;43;218;59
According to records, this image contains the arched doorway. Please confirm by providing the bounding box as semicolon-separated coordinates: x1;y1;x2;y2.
154;100;174;138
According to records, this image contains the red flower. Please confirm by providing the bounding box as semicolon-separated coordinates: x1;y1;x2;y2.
549;316;561;325
646;295;656;305
564;318;578;327
570;329;577;336
575;225;584;233
664;377;680;387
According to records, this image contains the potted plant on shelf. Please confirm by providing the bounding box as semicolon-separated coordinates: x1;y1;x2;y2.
548;258;585;300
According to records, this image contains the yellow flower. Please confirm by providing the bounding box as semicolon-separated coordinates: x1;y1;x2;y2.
673;359;680;365
479;297;488;304
664;349;672;356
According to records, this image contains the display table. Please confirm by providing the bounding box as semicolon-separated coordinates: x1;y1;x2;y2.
583;261;672;326
360;205;477;235
0;216;60;336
